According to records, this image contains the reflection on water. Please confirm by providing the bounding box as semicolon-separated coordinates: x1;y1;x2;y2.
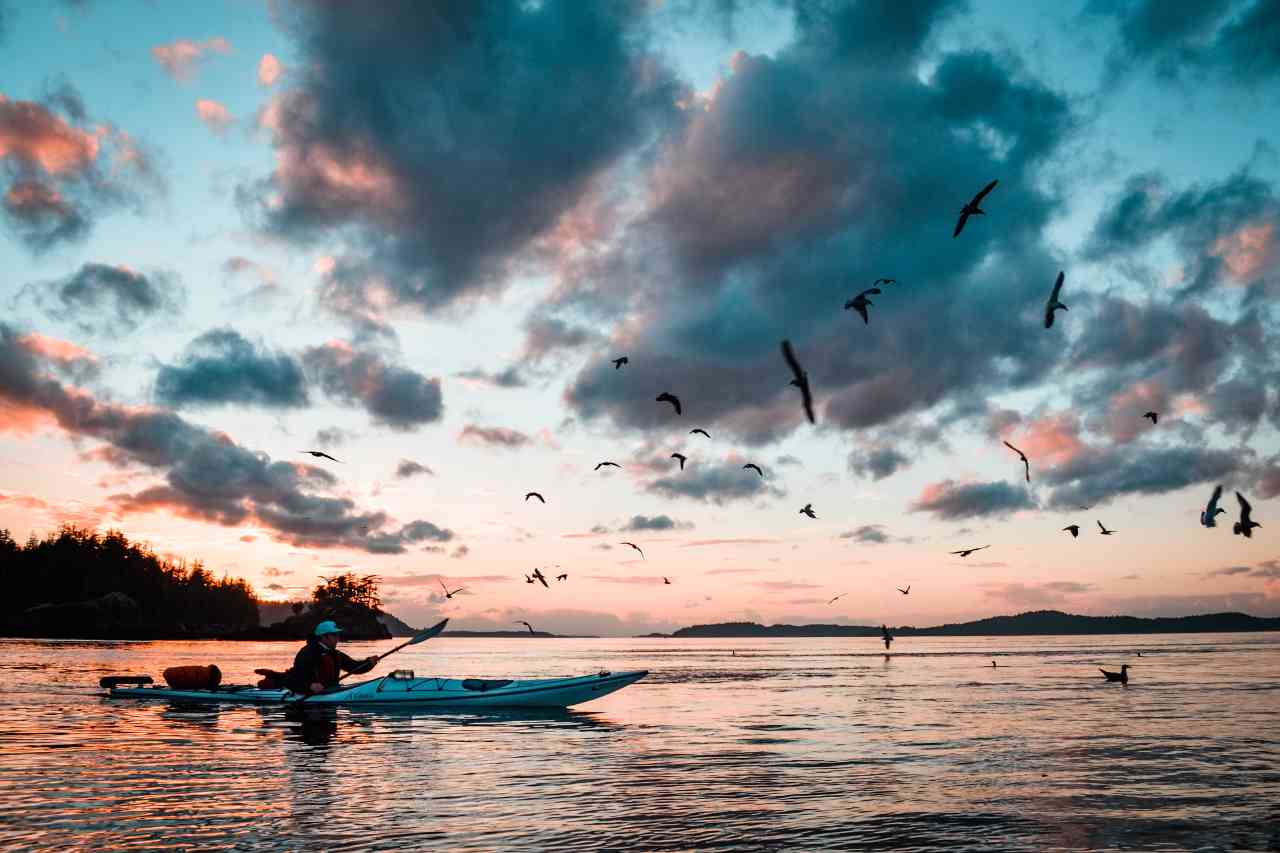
1;634;1278;850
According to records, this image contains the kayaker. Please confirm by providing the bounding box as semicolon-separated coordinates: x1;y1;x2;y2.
285;621;379;695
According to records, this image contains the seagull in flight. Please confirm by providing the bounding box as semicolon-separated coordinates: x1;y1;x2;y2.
516;620;536;635
301;450;342;463
1234;492;1261;538
1043;271;1067;329
950;545;989;557
663;577;672;585
843;287;881;324
690;428;711;438
438;580;466;600
531;568;549;588
1062;525;1080;538
954;179;998;238
556;573;567;581
743;463;763;477
525;491;545;503
781;339;815;424
874;278;897;286
1003;440;1031;483
594;461;621;471
524;574;535;584
670;452;687;470
1201;484;1226;528
612;356;628;370
656;392;682;415
897;585;911;595
799;503;817;519
620;541;645;559
1097;520;1117;536
1143;411;1159;425
829;593;847;604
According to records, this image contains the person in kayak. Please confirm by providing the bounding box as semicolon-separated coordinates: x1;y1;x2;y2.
285;621;379;695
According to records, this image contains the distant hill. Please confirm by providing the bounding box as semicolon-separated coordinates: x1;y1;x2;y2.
668;610;1280;638
441;630;592;638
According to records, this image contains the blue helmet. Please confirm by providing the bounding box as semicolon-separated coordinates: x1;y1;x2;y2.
313;620;343;637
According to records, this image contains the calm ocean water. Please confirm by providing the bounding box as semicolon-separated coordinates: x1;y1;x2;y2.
2;633;1278;851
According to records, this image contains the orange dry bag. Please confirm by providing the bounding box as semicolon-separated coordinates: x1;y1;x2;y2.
162;664;222;690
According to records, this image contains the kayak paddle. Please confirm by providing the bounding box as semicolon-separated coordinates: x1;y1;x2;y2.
291;617;449;705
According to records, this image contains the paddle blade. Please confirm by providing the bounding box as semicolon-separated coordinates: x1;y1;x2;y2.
407;618;449;645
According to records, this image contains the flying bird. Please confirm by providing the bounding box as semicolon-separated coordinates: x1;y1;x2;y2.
1201;484;1226;528
873;278;897;286
1234;492;1261;538
663;577;672;585
438;581;466;600
781;339;815;424
953;179;998;238
525;492;545;503
1043;270;1067;329
1062;525;1080;538
743;463;763;477
1143;411;1159;425
690;428;711;438
556;573;567;581
531;568;549;588
881;624;894;650
620;541;645;559
950;546;989;557
799;503;817;519
1002;440;1031;483
843;287;881;324
897;585;911;595
671;453;687;470
301;450;342;463
829;593;847;604
656;392;682;415
612;357;628;370
1097;520;1116;535
1099;664;1129;684
594;461;621;470
516;620;536;635
524;574;535;584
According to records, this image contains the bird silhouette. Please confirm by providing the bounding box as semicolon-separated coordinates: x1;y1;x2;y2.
438;580;466;600
531;568;549;588
950;545;989;557
516;620;535;635
301;450;342;463
829;592;847;604
663;577;672;584
1097;520;1116;535
612;356;628;370
1234;492;1261;538
690;428;711;438
742;463;763;477
525;491;545;503
1003;440;1031;483
781;339;815;424
954;179;998;237
1044;271;1067;329
656;392;682;415
1100;664;1129;684
620;541;645;559
671;452;687;470
1143;411;1159;425
881;624;894;650
799;503;817;519
1063;525;1080;538
897;585;910;595
524;574;535;584
874;278;897;286
1201;484;1226;528
556;573;567;581
843;287;881;324
594;461;621;470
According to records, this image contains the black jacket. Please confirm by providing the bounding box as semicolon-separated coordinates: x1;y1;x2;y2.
285;638;374;694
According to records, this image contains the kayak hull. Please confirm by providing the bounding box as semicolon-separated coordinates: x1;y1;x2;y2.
107;669;647;709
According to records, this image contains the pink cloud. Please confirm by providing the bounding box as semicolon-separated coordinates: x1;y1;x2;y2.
195;99;233;134
258;53;282;87
1004;413;1086;467
1104;380;1168;442
0;95;100;174
151;37;232;81
1210;221;1276;282
16;332;97;367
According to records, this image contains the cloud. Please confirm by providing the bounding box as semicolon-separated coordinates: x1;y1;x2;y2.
586;575;666;586
839;524;891;544
302;341;444;430
981;580;1094;606
195;99;233;134
400;520;453;543
704;567;763;575
154;328;308;409
395;459;435;479
257;53;282;86
1205;564;1253;577
911;480;1036;520
29;262;181;332
1042;445;1243;509
457;424;530;449
454;366;527;389
312;426;353;449
618;514;693;532
645;460;787;506
752;580;821;591
151;37;232;81
262;566;292;578
848;446;910;481
451;544;469;559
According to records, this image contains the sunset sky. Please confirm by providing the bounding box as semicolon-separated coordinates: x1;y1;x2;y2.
1;0;1278;635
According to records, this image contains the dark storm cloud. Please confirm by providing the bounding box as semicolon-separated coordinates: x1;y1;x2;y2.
0;322;444;554
245;1;682;313
394;459;435;479
911;480;1036;520
31;262;181;331
645;460;786;506
564;7;1076;446
457;424;531;450
1258;455;1280;499
155;328;308;409
618;514;693;532
848;446;910;481
1042;445;1244;510
302;342;443;430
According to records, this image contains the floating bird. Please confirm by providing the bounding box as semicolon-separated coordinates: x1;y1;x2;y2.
881;624;894;650
671;452;687;470
953;179;998;238
829;593;847;604
525;491;545;503
799;503;817;519
594;461;621;471
301;450;342;463
1234;492;1261;538
843;287;881;324
743;463;763;477
991;661;998;668
897;585;911;595
438;581;466;600
556;573;567;582
1097;520;1116;535
516;620;535;635
620;541;645;559
873;278;897;286
1143;411;1159;425
1063;525;1080;538
1002;440;1031;483
1043;271;1067;329
656;392;682;415
1099;664;1129;684
1201;484;1226;528
663;577;672;585
690;428;711;438
612;356;628;370
950;546;989;557
781;339;815;424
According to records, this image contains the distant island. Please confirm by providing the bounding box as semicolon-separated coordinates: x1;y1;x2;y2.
658;610;1280;638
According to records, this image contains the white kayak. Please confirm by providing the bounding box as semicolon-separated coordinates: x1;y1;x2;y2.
104;669;648;709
